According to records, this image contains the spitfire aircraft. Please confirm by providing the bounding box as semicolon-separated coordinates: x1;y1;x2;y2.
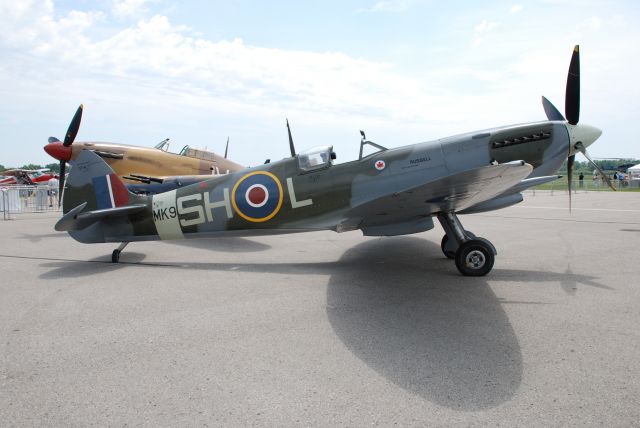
44;108;245;198
55;46;605;276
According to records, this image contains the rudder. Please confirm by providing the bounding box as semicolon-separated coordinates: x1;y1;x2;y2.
62;149;133;214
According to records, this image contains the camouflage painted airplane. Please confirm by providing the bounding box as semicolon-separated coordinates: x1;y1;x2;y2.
55;45;607;276
44;106;245;197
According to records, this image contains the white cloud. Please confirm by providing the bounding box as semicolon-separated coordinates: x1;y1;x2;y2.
112;0;150;19
472;20;499;46
0;3;451;129
475;20;498;33
510;4;523;13
358;0;413;13
583;17;602;30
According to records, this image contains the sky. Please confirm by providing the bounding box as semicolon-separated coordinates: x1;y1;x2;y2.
1;0;639;168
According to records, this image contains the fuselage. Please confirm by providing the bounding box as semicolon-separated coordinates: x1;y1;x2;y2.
67;121;572;244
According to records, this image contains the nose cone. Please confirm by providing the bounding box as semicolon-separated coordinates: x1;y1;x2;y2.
567;123;602;156
44;141;72;161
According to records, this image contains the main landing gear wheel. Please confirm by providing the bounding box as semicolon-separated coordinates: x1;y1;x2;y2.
454;239;494;277
440;231;476;259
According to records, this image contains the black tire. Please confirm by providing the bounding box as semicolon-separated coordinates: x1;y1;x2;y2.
112;250;120;263
440;235;456;259
441;231;476;259
454;239;494;276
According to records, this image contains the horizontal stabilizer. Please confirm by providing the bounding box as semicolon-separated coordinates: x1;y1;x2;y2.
55;202;146;231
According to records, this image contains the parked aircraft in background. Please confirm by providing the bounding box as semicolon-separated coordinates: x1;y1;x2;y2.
55;46;604;276
0;168;57;185
43;107;245;198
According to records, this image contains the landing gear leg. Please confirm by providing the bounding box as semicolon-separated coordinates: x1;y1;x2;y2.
440;231;476;259
112;242;129;263
437;213;476;258
437;212;496;276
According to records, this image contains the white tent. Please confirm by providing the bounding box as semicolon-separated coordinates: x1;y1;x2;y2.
627;163;640;187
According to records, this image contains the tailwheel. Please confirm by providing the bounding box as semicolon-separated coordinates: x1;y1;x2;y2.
111;242;129;263
455;239;494;277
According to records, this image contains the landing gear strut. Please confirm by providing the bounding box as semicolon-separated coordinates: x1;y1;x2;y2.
440;231;476;259
437;212;496;276
112;242;129;263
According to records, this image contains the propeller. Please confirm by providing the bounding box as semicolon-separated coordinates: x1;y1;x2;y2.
64;104;83;147
541;45;609;212
565;45;580;126
44;104;83;203
567;154;574;211
286;119;296;157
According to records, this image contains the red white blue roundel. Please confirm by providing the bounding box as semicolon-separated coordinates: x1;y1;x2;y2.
374;159;386;171
231;171;284;222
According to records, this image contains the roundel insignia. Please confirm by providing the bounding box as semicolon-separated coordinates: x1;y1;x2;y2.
231;171;283;222
374;160;386;171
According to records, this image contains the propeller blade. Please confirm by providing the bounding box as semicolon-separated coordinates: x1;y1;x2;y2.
48;136;61;144
286;119;296;157
542;96;565;121
224;137;229;159
63;104;83;147
58;161;66;204
575;143;616;191
565;45;580;125
567;154;574;213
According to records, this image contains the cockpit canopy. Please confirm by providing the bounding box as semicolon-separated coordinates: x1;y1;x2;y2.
297;145;335;172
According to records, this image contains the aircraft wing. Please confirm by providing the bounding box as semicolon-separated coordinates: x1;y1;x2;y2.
343;161;532;234
1;169;22;176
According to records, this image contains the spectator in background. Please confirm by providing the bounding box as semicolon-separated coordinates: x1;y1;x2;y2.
579;173;584;188
47;175;59;207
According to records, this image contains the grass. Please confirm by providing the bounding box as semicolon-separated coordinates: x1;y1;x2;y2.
533;178;640;192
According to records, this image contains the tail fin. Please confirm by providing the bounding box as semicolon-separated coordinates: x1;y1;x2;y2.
56;150;146;241
62;149;134;214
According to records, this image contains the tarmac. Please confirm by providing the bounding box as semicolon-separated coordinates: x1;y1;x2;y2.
1;190;639;426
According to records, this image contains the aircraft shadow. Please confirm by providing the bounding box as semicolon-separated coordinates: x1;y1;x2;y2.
162;237;271;253
38;253;148;279
489;266;611;294
37;236;606;410
17;232;68;243
324;237;521;410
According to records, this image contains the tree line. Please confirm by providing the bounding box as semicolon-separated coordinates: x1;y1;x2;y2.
557;158;639;174
0;163;61;173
